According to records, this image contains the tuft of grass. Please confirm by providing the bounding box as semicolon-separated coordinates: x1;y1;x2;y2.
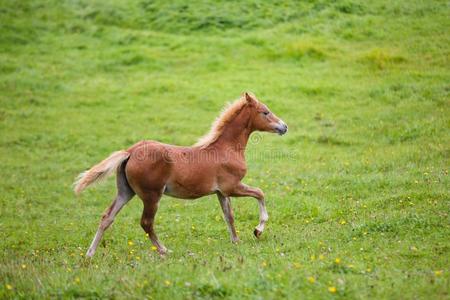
284;41;328;61
362;48;407;69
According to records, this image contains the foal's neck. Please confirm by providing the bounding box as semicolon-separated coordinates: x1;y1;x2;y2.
214;107;253;153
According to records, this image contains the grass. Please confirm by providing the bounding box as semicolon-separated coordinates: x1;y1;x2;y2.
0;0;449;299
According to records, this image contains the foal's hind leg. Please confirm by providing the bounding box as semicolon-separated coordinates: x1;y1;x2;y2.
86;164;135;257
140;191;167;255
230;183;268;238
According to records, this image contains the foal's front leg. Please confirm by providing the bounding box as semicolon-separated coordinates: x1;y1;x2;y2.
230;183;268;238
216;192;239;243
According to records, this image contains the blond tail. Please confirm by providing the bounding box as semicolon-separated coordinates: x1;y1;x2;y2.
73;150;130;195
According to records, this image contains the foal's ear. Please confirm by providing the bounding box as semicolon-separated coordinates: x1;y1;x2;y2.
244;92;256;105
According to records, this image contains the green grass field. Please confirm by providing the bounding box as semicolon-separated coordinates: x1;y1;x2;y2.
1;0;449;298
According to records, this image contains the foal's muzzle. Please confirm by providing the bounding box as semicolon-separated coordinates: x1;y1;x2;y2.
275;122;288;135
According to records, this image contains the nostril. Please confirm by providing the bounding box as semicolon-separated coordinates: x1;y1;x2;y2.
276;122;288;135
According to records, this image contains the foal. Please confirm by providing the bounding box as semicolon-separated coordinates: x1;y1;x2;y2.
74;92;288;257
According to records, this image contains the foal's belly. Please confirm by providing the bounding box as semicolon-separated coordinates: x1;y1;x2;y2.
163;167;218;199
163;179;217;199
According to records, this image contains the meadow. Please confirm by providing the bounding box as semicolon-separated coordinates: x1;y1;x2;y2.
0;0;449;299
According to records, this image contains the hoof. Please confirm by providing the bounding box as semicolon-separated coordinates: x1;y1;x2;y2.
158;247;168;256
231;237;240;244
254;228;262;238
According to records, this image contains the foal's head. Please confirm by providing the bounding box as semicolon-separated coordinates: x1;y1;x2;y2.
245;92;288;135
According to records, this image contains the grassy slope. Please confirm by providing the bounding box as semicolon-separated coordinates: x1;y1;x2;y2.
0;0;449;298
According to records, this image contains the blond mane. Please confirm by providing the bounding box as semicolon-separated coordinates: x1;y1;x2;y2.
194;96;249;148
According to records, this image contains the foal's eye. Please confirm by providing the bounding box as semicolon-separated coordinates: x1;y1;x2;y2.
262;111;270;116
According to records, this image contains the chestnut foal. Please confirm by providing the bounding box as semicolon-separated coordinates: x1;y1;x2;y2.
74;92;287;257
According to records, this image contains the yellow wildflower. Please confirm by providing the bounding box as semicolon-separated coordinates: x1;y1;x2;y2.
261;261;267;267
164;280;171;286
6;284;13;290
151;246;157;251
435;270;443;276
328;286;337;293
335;258;341;264
307;276;315;284
21;264;27;269
128;241;134;246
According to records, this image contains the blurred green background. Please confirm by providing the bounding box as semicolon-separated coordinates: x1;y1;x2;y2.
0;0;449;299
